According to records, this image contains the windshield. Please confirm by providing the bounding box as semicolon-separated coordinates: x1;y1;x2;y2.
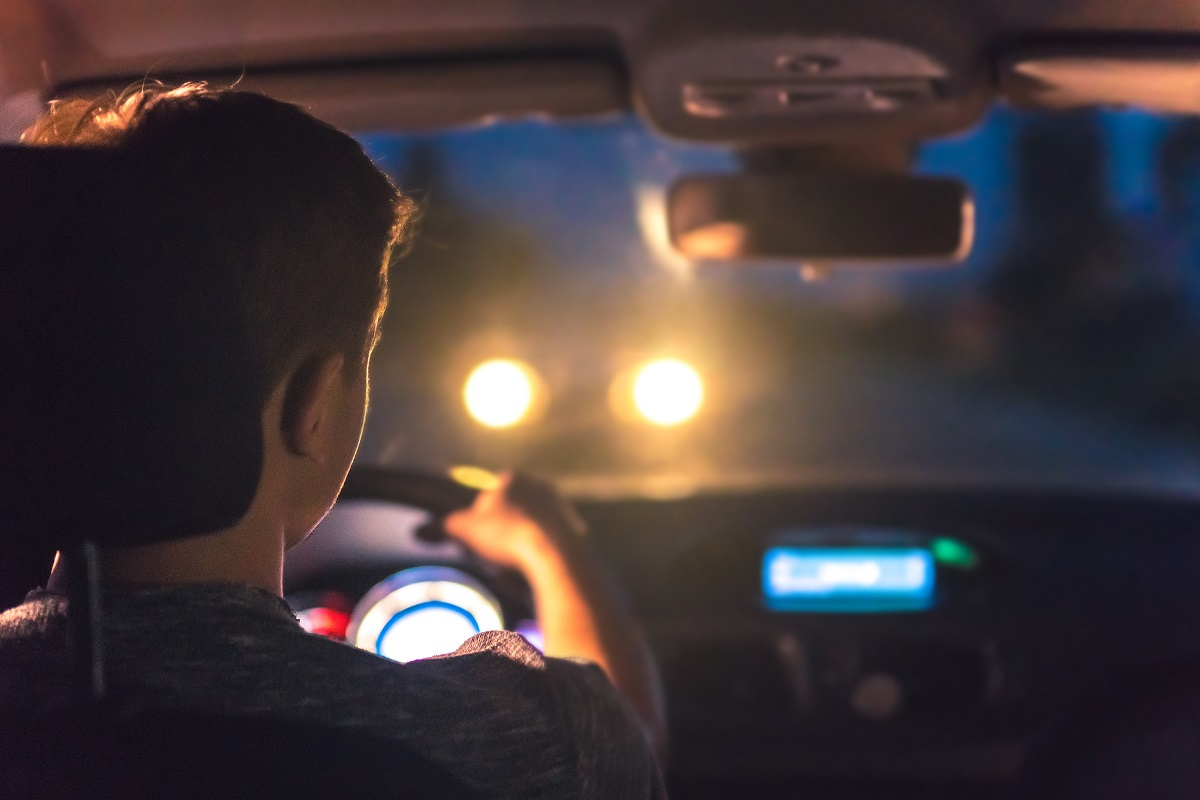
355;109;1200;499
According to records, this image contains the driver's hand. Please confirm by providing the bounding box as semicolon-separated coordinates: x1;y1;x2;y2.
445;471;670;760
443;471;585;570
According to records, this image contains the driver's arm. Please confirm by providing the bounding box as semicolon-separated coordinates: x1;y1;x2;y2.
444;472;669;761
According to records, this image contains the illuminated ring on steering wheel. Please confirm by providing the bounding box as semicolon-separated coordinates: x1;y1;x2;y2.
347;566;504;662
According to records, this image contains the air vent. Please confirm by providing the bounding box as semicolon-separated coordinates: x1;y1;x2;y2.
647;36;948;121
639;35;963;142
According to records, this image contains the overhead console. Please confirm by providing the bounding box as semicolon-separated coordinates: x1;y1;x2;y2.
635;35;987;145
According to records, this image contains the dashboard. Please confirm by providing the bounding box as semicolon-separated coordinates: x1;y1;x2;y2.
284;499;541;661
283;469;1200;800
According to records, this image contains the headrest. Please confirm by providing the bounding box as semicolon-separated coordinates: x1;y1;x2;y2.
0;145;263;550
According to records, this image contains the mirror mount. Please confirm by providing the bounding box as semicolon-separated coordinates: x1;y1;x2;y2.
736;141;917;174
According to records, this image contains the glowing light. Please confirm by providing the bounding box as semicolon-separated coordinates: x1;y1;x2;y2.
515;620;545;653
631;359;704;426
377;603;480;664
349;567;505;663
295;607;350;640
817;561;883;587
931;538;980;569
636;184;694;279
463;359;537;428
676;221;748;259
449;465;502;492
763;548;935;612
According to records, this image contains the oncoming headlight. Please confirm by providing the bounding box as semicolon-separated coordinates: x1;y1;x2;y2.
463;359;541;429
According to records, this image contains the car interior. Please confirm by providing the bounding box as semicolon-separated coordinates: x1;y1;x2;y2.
6;1;1200;798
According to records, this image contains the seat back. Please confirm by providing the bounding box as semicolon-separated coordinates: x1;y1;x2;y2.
0;703;481;800
1015;665;1200;800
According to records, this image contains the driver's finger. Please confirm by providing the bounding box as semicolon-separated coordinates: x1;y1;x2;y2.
504;471;586;537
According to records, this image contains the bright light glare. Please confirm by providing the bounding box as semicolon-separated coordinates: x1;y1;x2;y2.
463;359;536;428
350;568;504;663
677;221;748;259
448;465;502;491
762;548;935;612
378;604;480;663
632;359;704;426
295;607;349;640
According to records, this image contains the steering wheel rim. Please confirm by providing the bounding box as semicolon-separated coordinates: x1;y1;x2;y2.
287;466;536;651
284;466;481;588
340;466;480;534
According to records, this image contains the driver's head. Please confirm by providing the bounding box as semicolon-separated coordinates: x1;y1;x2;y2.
13;84;414;550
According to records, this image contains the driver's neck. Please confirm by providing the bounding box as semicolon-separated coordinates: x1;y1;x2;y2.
48;506;287;597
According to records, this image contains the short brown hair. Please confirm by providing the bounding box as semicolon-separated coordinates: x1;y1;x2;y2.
24;82;416;399
3;84;414;546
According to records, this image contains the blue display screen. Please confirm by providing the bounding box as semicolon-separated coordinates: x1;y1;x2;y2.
763;547;935;612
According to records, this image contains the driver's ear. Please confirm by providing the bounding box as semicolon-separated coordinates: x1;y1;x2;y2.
279;353;348;463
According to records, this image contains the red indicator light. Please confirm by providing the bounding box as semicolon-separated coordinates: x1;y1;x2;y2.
297;607;350;640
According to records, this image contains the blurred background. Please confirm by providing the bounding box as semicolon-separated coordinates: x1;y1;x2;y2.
355;108;1200;498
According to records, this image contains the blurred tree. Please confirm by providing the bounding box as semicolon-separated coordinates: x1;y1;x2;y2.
980;111;1200;435
373;137;554;376
986;111;1133;352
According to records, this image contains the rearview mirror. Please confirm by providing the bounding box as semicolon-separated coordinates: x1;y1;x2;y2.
668;172;973;264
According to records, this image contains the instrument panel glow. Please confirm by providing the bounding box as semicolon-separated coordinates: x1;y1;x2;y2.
349;566;504;662
763;547;934;612
376;601;482;664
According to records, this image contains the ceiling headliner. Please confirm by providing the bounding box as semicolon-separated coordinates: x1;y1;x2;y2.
4;0;1200;142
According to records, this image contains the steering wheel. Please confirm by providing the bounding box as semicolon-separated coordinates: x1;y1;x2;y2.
339;465;480;543
285;465;538;661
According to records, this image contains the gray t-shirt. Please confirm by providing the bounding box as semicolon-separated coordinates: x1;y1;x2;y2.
0;583;665;799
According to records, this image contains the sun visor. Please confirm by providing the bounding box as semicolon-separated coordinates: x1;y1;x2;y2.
1001;49;1200;114
0;145;262;550
53;57;628;135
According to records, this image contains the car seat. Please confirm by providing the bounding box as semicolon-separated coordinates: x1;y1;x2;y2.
1014;664;1200;800
0;145;481;799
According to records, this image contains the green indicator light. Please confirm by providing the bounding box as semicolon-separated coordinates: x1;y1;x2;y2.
930;538;979;570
